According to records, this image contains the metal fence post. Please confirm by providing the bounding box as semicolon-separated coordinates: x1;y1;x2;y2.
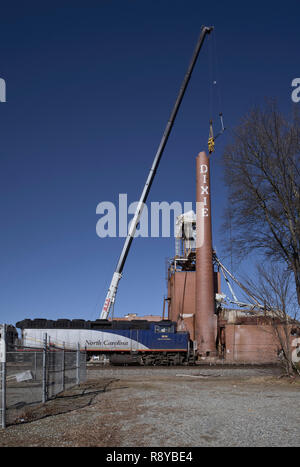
33;351;37;381
76;343;80;385
1;360;6;429
1;324;6;429
62;342;65;393
42;333;47;403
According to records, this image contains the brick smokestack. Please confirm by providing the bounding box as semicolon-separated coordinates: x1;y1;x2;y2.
195;151;216;357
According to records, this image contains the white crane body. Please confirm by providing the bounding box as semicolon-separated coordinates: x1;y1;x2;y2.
100;26;213;320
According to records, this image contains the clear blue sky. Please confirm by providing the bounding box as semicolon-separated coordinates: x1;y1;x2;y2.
0;0;299;325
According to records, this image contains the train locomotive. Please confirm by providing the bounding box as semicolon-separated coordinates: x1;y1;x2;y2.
16;318;195;365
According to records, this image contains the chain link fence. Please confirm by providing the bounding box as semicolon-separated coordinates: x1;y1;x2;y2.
1;328;86;428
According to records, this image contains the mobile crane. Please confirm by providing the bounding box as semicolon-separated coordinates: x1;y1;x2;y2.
100;26;214;320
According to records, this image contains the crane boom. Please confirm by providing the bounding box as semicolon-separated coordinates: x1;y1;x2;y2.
100;25;213;319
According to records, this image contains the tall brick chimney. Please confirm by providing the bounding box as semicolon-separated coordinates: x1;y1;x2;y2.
195;151;216;357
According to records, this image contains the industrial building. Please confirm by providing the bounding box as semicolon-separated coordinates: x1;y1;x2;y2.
165;151;300;364
108;150;299;365
90;27;300;366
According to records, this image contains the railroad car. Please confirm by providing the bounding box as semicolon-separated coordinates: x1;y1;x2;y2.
16;318;195;365
0;324;19;351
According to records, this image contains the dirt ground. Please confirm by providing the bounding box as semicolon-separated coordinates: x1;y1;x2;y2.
0;365;299;447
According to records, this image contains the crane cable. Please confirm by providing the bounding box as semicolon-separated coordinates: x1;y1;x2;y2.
208;30;225;155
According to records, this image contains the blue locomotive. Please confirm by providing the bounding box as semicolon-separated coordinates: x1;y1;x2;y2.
16;318;195;365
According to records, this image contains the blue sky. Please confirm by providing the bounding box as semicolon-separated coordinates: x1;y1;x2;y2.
0;0;299;325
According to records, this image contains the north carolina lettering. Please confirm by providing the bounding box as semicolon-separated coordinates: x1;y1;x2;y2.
86;339;129;346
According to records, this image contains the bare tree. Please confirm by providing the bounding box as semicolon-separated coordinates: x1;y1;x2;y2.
222;102;300;304
242;263;300;376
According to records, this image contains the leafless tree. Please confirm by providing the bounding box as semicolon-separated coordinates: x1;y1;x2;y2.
242;263;300;376
222;102;300;305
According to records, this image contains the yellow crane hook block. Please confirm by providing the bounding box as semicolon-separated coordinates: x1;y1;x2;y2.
208;119;215;153
208;113;226;154
208;136;215;154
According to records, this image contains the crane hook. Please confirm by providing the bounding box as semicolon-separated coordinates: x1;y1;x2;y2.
208;113;225;154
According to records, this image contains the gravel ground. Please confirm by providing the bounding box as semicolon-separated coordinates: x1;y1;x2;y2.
0;365;299;447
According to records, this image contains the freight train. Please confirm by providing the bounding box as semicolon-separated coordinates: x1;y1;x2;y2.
15;318;196;365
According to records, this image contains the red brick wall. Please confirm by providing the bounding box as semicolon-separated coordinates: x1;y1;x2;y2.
224;324;280;363
168;271;196;339
167;271;219;343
